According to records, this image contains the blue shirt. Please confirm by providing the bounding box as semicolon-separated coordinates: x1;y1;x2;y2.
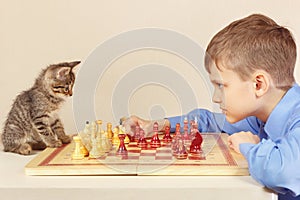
168;84;300;200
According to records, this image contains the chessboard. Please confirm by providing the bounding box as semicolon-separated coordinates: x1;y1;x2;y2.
25;133;249;176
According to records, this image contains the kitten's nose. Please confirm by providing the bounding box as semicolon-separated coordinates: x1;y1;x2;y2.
68;90;73;96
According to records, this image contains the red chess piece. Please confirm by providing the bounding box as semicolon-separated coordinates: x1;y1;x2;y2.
116;134;128;155
183;117;191;140
163;126;172;143
137;129;148;148
132;125;140;142
175;123;181;135
150;122;161;148
189;132;203;156
173;139;188;159
190;118;199;138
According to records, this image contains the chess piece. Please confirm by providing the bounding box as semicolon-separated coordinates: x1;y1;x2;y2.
183;117;190;141
96;120;103;136
137;129;148;148
101;130;111;152
89;133;103;158
83;121;90;135
190;132;203;156
175;123;181;137
72;136;84;160
150;122;161;148
163;126;172;143
173;139;188;160
90;121;97;137
106;122;113;139
172;123;181;150
133;125;141;142
190;117;199;137
79;136;89;156
112;127;120;146
119;125;130;144
116;134;128;155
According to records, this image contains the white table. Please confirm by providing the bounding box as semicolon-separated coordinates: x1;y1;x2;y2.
0;148;277;200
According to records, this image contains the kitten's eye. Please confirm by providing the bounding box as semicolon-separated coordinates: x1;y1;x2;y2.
64;86;69;92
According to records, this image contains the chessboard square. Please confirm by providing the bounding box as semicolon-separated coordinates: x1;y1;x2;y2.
188;155;206;160
140;149;156;153
138;156;156;161
156;149;172;154
127;149;141;154
127;143;138;148
155;156;173;160
140;152;156;157
121;155;140;160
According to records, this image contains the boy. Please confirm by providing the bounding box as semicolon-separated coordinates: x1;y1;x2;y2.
123;14;300;200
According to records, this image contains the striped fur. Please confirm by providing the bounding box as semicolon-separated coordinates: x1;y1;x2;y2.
1;61;80;155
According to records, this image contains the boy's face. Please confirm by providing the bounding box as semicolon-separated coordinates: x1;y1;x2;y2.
208;64;257;123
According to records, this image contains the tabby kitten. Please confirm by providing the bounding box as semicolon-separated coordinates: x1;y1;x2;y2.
1;61;80;155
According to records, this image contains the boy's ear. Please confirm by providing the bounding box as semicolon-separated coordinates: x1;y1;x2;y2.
253;72;270;97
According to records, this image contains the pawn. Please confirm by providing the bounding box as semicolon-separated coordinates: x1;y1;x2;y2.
173;139;188;160
106;122;113;140
116;134;128;155
150;122;161;148
72;136;84;160
190;132;203;156
137;129;148;148
112;127;120;146
89;134;103;158
163;126;172;143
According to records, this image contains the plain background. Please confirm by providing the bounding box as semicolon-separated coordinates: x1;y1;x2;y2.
1;0;300;135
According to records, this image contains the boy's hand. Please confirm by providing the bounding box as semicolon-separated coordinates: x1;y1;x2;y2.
121;115;152;137
121;115;169;137
227;131;260;153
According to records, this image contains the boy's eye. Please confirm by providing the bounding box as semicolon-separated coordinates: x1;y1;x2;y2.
214;82;224;89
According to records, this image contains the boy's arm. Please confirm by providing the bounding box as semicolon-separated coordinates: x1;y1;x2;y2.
239;127;300;196
167;108;261;134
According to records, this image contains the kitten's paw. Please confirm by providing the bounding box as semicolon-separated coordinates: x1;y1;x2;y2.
48;140;62;148
18;143;32;155
59;135;71;144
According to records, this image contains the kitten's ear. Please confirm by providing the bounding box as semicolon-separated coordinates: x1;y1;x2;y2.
68;61;81;71
56;67;71;80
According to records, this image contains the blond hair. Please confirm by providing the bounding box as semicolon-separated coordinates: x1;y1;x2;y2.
205;14;296;90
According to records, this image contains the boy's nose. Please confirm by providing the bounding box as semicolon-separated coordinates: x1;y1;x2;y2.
212;90;222;104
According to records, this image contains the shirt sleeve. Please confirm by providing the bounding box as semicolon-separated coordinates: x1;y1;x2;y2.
167;108;261;135
240;127;300;196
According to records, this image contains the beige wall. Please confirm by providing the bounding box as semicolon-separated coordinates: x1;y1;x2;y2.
1;0;300;134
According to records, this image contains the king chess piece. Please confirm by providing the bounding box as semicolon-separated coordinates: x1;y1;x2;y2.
137;129;147;148
163;126;172;143
116;134;128;155
190;131;203;156
150;122;161;148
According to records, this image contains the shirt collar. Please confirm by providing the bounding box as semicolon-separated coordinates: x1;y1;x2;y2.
264;83;300;140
